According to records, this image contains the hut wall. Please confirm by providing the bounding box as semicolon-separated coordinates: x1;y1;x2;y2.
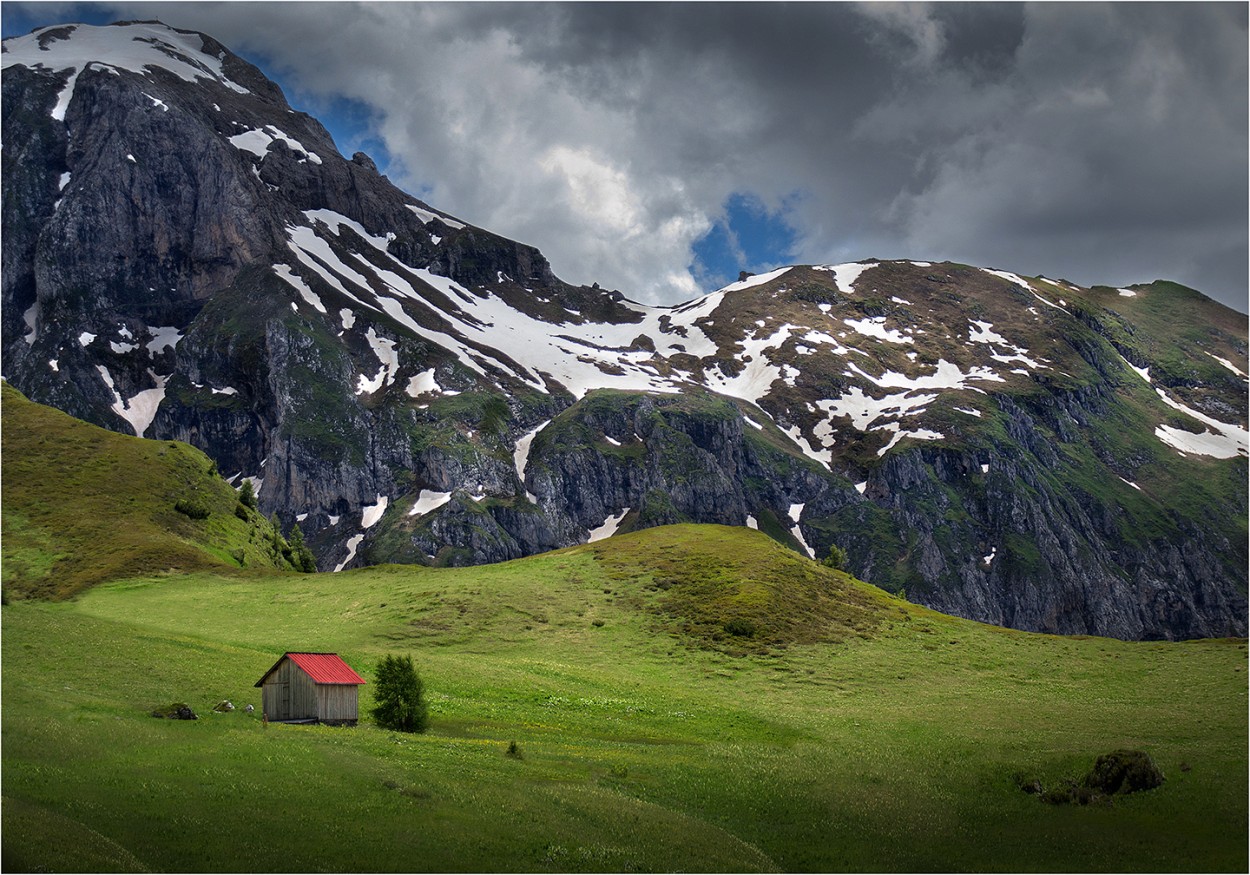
261;658;320;721
318;685;359;724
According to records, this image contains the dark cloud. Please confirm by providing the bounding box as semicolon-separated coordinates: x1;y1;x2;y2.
8;2;1247;310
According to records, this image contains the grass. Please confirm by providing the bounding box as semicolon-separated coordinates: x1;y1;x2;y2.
2;523;1246;872
0;384;298;599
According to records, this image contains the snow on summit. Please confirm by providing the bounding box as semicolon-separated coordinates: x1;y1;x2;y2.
1;21;250;106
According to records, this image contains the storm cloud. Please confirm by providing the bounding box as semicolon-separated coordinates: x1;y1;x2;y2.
9;2;1247;309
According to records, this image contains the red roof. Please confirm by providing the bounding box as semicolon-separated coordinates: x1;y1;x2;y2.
254;652;367;687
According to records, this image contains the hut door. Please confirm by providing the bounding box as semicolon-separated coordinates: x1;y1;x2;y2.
279;681;290;716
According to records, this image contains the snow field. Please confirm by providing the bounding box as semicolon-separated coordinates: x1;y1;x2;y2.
588;507;630;542
229;125;321;164
409;490;453;517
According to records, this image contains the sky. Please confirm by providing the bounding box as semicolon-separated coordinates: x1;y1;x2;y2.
4;2;1247;312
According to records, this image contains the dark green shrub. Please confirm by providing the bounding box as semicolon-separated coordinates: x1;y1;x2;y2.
174;498;210;520
822;544;848;570
234;502;250;521
506;740;522;759
371;654;428;733
1084;749;1164;795
724;618;756;638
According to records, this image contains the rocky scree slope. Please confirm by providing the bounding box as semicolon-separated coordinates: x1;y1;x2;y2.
3;21;1246;639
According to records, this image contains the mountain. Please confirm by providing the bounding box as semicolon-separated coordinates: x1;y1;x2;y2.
3;20;1246;639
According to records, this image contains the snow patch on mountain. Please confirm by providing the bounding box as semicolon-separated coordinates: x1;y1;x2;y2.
513;419;550;501
409;490;453;518
145;326;182;354
843;316;913;345
588;507;630;542
406;204;466;230
1;23;250;123
360;495;389;528
814;261;878;294
273;263;326;313
1207;352;1248;379
334;534;364;573
229;125;322;164
715;266;793;293
356;327;398;395
1153;387;1249;459
787;503;814;558
95;365;167;437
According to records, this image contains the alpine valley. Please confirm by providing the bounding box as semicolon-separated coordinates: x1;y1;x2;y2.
3;20;1247;641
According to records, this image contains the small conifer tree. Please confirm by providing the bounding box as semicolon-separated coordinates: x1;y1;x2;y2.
289;523;317;573
371;654;428;733
238;479;257;510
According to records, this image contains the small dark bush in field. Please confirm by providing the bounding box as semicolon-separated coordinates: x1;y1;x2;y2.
1084;749;1164;795
592;619;605;627
506;740;522;759
724;617;756;638
230;548;246;566
1180;761;1192;772
234;502;250;521
174;498;210;519
1030;750;1164;805
372;654;428;733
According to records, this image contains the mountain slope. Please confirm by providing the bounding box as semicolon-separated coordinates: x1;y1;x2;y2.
1;382;301;598
2;20;1246;638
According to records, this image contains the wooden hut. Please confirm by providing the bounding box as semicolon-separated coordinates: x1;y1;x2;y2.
254;652;366;725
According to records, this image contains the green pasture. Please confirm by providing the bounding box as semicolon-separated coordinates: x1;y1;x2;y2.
3;525;1246;872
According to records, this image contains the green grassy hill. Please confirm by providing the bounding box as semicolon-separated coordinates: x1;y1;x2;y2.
2;522;1246;872
1;382;302;599
1;383;1245;872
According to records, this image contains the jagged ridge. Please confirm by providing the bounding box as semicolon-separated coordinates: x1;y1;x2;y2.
2;21;1246;638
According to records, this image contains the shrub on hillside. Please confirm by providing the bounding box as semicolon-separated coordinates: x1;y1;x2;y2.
372;654;428;733
238;479;257;510
174;498;210;520
822;544;848;571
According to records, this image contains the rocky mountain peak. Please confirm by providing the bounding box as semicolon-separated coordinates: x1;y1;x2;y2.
3;20;1245;641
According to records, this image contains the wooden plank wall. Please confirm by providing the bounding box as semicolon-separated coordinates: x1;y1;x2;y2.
318;684;359;724
261;658;321;721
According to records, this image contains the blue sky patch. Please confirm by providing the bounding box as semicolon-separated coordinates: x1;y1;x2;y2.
691;192;800;292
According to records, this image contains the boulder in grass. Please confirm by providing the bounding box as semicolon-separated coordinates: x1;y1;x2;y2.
1084;749;1165;795
212;700;235;713
151;702;198;720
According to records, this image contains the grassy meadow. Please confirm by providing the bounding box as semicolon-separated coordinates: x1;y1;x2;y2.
3;524;1246;873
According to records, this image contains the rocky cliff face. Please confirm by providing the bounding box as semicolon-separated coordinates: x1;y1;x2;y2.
3;21;1246;639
